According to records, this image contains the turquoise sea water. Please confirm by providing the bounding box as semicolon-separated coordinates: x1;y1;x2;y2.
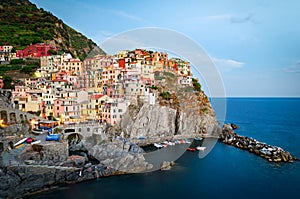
29;98;300;199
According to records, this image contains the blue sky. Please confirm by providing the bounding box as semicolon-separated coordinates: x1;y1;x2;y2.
30;0;300;97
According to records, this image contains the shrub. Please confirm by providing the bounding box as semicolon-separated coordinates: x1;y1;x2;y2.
20;66;34;73
149;85;158;90
192;78;201;92
160;91;171;100
10;59;24;65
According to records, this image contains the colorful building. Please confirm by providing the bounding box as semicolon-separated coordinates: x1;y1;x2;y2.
17;43;57;58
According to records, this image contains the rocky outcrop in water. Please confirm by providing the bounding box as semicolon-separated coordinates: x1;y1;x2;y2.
220;124;299;163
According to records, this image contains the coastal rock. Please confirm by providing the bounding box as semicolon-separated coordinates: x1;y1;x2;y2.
121;104;177;139
160;161;175;171
82;137;151;173
121;102;219;141
66;155;86;167
219;124;299;163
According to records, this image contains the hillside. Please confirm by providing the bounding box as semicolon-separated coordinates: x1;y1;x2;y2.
0;0;105;60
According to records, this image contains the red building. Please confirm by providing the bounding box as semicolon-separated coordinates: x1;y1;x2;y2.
17;43;57;58
118;59;125;69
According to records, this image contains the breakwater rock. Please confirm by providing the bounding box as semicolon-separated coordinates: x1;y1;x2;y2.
220;124;299;163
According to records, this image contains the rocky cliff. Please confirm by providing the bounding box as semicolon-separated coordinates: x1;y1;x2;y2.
120;73;220;143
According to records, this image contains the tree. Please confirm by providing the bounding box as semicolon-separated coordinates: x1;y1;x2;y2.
192;78;201;92
160;91;171;100
2;75;14;89
36;110;41;116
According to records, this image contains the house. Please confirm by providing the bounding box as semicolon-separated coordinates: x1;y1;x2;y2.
178;76;193;86
101;97;129;125
17;43;57;58
0;45;16;61
170;58;191;76
53;90;82;122
39;55;60;78
86;94;111;121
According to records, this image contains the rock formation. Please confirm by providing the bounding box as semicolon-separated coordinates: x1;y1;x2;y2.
220;124;299;163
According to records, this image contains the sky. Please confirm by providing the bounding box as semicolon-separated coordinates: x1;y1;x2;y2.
30;0;300;97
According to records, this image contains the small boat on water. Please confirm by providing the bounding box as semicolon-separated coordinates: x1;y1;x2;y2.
154;143;163;149
31;140;41;145
187;148;196;152
196;146;206;151
46;134;61;141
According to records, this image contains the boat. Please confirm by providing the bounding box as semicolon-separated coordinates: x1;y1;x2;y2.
185;139;191;144
194;137;203;141
46;134;61;141
167;141;175;146
154;143;163;149
31;140;41;145
196;146;206;151
13;137;27;147
187;148;196;152
26;137;33;144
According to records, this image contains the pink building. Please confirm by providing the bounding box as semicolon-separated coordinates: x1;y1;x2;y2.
17;43;57;58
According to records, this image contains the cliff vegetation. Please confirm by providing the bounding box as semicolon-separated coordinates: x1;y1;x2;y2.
0;0;105;60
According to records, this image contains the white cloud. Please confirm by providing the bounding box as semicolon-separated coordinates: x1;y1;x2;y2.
283;61;300;73
212;57;244;72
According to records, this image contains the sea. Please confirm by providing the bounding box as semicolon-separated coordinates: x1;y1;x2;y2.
29;98;300;199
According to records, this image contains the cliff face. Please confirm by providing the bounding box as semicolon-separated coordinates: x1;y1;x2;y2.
120;74;220;141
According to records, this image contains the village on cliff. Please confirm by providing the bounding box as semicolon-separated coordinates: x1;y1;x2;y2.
0;43;193;126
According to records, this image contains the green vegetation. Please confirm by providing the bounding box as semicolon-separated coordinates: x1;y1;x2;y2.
20;65;37;73
0;0;104;59
10;59;24;65
149;85;158;90
160;91;171;100
192;78;201;92
1;75;14;89
36;110;41;117
0;58;39;79
48;49;57;55
202;107;208;113
0;65;22;72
